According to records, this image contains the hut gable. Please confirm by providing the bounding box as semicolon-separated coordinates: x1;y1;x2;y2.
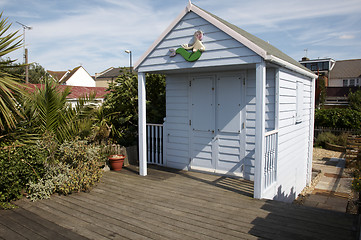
136;3;313;77
137;8;261;73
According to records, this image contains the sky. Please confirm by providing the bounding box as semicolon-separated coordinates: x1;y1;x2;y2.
1;0;361;76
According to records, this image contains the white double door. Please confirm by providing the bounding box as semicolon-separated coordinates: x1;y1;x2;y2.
190;72;245;176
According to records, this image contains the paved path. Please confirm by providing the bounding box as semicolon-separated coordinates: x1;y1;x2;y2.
303;155;353;212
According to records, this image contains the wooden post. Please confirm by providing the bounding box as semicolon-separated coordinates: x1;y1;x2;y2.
254;60;266;199
307;77;316;185
138;72;147;176
25;48;29;83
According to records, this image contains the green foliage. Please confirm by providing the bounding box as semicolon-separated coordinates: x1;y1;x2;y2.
352;167;361;193
318;76;326;107
0;143;46;205
103;69;165;146
315;108;361;129
0;13;26;132
103;69;138;145
146;73;166;124
27;139;103;201
314;132;348;148
20;78;98;143
348;89;361;112
58;138;103;167
1;60;49;84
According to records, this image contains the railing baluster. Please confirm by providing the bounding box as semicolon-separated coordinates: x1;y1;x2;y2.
264;130;278;189
146;123;164;166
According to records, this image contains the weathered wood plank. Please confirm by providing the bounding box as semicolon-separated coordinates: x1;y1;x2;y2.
101;171;353;239
1;166;356;240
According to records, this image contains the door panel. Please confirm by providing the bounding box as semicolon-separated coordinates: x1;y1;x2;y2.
216;75;242;133
191;76;214;132
190;72;244;176
190;76;215;171
215;73;244;176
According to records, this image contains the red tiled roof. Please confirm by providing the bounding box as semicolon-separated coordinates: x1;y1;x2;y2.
25;84;109;99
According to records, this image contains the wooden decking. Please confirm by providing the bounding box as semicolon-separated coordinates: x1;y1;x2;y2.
0;165;357;240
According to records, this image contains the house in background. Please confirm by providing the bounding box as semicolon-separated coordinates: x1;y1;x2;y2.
47;66;95;87
300;58;361;107
94;67;132;87
299;58;335;105
94;67;122;87
26;84;108;108
329;59;361;87
135;2;317;202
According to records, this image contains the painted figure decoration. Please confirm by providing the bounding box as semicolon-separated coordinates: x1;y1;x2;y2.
169;30;205;62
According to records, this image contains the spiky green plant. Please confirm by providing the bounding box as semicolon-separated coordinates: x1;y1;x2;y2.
0;12;25;131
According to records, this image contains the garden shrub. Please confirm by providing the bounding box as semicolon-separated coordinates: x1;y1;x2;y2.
315;108;361;129
0;143;46;206
315;132;348;148
27;139;103;201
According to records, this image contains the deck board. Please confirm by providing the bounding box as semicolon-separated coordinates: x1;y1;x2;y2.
1;165;357;240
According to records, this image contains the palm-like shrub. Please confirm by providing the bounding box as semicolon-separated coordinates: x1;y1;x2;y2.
0;13;25;132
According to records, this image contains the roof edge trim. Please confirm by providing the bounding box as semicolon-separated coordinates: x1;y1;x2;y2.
266;55;317;79
190;5;267;59
134;6;189;70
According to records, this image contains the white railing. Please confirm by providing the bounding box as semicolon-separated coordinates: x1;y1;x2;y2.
146;123;164;166
264;129;278;189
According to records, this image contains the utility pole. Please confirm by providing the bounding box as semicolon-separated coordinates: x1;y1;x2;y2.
16;21;32;83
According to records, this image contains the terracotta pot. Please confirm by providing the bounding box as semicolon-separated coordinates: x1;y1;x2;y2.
108;155;125;171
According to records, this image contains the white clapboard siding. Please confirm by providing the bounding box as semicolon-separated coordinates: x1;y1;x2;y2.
165;74;190;169
138;12;261;73
244;68;276;181
274;68;313;202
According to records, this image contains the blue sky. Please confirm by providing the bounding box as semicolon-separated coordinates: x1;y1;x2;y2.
2;0;361;76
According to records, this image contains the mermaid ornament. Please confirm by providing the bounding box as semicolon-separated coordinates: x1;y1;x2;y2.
169;30;205;62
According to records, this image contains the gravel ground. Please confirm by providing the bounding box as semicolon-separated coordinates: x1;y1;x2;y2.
313;147;345;161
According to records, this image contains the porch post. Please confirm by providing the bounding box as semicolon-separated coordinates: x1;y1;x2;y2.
307;77;316;184
138;72;147;176
254;60;266;199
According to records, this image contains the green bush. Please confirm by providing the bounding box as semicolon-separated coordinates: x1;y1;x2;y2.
27;140;103;201
315;132;348;148
0;143;46;205
315;108;361;129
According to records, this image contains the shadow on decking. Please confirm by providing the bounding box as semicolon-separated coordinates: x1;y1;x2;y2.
123;164;254;198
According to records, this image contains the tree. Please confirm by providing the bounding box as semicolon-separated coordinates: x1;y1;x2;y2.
0;59;49;84
103;69;166;146
0;13;25;132
348;89;361;112
20;78;99;143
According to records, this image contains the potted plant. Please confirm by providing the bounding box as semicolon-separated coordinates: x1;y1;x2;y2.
108;154;126;171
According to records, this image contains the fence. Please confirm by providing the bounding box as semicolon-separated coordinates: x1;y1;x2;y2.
314;126;357;139
264;130;278;189
346;135;361;167
146;123;164;166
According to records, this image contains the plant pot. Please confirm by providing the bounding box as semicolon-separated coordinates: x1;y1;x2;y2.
108;155;125;171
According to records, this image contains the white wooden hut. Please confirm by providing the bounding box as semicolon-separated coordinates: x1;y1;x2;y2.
134;2;317;202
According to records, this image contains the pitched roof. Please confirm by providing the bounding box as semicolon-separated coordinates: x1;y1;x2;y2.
59;66;82;84
135;2;316;78
330;59;361;79
47;70;67;81
96;67;123;79
25;84;109;99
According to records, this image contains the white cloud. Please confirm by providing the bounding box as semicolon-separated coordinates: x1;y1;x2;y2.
3;0;361;74
339;34;355;39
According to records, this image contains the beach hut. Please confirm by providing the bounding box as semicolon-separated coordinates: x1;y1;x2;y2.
134;2;317;202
